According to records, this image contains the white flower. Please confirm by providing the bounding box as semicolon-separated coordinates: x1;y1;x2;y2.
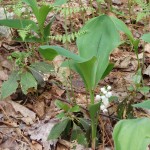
100;104;106;110
103;90;107;94
102;99;109;107
101;95;106;100
100;87;105;93
95;95;101;101
103;109;108;113
106;92;112;98
107;85;111;90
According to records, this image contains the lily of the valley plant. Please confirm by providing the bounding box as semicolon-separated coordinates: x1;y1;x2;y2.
39;15;120;149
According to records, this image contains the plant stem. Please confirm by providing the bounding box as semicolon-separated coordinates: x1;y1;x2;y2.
90;90;94;104
90;90;96;149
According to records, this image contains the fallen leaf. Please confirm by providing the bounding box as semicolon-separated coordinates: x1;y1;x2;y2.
28;119;58;150
144;43;150;53
1;60;12;70
0;70;8;81
144;65;150;76
8;101;36;125
32;101;45;119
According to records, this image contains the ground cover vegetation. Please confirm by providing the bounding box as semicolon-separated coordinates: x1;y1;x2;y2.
0;0;150;149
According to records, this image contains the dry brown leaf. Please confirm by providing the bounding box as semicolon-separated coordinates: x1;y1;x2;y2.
0;70;8;81
144;65;150;76
32;141;43;150
8;101;36;125
144;43;150;53
1;60;12;70
28;119;58;150
32;101;45;119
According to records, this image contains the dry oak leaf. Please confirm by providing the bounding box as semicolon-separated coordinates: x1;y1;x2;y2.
8;101;36;125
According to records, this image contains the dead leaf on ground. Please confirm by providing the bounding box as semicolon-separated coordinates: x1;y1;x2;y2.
28;119;58;150
32;101;45;119
0;70;8;81
144;65;150;76
8;101;36;125
144;43;150;54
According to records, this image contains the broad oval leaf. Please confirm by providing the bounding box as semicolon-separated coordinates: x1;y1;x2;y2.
141;33;150;43
133;99;150;109
1;71;19;99
20;71;37;94
77;15;120;87
113;118;150;150
48;118;70;140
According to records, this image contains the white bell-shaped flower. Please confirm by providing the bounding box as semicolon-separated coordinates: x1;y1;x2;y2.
95;95;101;101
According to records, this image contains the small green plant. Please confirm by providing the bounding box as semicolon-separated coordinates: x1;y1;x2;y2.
135;0;150;22
48;100;90;147
0;0;68;44
39;15;120;149
111;17;150;149
1;51;54;99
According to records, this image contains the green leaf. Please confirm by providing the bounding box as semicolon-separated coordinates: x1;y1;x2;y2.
22;0;39;20
20;71;37;94
44;16;55;39
77;15;120;87
79;118;90;132
133;100;150;109
30;62;54;73
89;102;100;121
56;112;66;119
132;69;142;85
138;86;150;94
39;45;84;62
55;100;70;111
71;123;88;146
48;118;70;140
1;71;19;99
14;36;41;43
53;0;68;6
69;105;80;112
28;66;44;85
0;19;38;33
69;57;97;90
111;16;134;43
141;33;150;43
101;63;114;79
38;5;53;29
113;118;150;150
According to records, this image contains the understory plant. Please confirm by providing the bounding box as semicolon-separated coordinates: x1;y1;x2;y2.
0;0;67;43
111;17;150;150
0;51;54;99
39;14;121;149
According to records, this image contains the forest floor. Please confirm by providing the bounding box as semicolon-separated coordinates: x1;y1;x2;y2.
0;0;150;150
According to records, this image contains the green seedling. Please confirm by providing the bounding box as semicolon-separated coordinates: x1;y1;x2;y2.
1;51;54;99
48;100;90;147
0;0;68;43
